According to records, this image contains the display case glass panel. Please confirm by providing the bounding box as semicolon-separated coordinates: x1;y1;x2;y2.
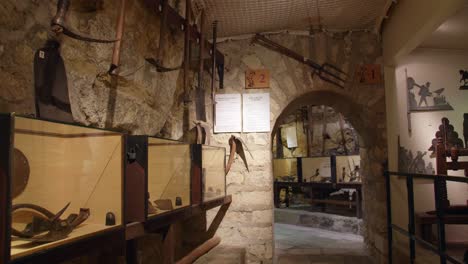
302;157;332;182
273;158;298;182
147;137;190;216
9;116;123;261
335;155;361;183
202;146;226;202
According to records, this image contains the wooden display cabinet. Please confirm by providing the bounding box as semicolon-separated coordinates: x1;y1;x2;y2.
123;140;229;263
124;140;228;229
125;136;194;226
0;114;125;264
147;137;192;219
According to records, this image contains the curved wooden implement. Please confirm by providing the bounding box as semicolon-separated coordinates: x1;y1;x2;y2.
12;148;30;199
11;203;90;243
226;136;253;175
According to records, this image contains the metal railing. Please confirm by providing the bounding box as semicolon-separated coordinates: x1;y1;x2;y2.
385;171;468;264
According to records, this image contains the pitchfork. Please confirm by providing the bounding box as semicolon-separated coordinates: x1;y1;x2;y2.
252;34;348;88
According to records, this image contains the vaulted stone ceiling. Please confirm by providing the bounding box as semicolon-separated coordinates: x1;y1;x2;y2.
192;0;392;37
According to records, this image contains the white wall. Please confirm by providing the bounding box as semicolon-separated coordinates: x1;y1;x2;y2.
387;48;468;242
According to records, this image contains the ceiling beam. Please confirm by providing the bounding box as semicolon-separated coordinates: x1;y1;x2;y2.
382;0;465;66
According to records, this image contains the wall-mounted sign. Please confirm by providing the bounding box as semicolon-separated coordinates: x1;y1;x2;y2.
245;69;270;89
284;126;298;148
242;93;270;132
355;64;382;84
214;94;242;133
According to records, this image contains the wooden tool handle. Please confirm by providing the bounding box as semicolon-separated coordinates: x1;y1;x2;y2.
110;0;127;71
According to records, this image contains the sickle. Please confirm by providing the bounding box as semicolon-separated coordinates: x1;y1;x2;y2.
225;136;237;175
11;204;56;238
11;203;90;243
195;123;203;144
51;0;117;43
145;58;182;72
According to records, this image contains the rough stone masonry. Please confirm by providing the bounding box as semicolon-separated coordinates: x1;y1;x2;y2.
203;32;387;264
0;1;388;263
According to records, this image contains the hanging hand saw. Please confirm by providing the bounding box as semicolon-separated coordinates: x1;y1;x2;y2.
51;0;117;43
252;34;347;88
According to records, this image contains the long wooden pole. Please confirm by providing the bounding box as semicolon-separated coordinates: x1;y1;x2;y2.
110;0;127;74
196;11;206;121
211;21;218;125
176;236;221;264
183;0;191;133
105;0;126;128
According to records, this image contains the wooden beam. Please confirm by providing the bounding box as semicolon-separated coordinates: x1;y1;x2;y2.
176;236;221;264
382;0;465;65
143;195;232;233
206;201;231;238
162;224;176;264
0;114;12;264
125;222;145;240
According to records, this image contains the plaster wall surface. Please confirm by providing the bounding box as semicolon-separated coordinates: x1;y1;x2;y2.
382;0;465;65
202;32;387;263
386;48;468;248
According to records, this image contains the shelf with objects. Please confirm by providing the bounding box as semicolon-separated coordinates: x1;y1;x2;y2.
273;155;362;218
0;113;125;264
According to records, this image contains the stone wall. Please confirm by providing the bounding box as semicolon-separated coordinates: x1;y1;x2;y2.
0;0;188;263
1;1;388;263
203;32;388;263
0;0;186;135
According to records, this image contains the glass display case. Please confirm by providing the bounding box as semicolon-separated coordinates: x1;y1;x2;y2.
147;137;191;217
273;158;298;182
301;157;332;183
0;114;124;262
201;145;226;202
335;155;361;183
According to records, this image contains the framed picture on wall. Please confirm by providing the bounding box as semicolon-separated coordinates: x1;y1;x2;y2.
335;155;360;183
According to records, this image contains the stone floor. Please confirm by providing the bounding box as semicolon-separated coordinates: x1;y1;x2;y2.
275;208;362;235
275;223;371;264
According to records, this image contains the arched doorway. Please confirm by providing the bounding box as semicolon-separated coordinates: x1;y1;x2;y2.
270;90;388;262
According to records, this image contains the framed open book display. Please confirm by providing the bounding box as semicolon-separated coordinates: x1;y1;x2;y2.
201;146;226;202
0;113;124;263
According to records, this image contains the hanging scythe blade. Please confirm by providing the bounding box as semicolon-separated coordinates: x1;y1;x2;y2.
145;58;182;72
51;0;118;43
226;136;237;175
